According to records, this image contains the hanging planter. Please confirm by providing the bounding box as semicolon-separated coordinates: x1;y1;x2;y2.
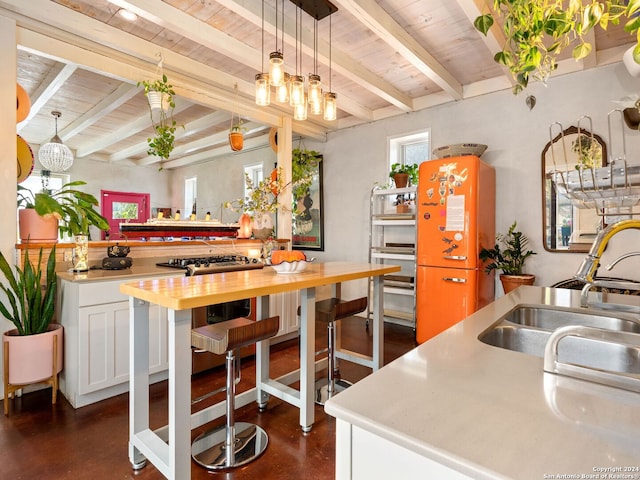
137;58;181;168
228;128;245;151
228;84;247;152
145;91;171;112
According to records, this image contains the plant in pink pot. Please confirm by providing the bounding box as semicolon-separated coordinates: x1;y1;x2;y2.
0;245;62;415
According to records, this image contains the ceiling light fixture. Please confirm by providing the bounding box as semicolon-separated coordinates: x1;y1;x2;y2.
117;8;138;22
38;111;74;172
257;0;338;121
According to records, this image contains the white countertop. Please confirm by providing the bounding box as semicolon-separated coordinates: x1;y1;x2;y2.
324;286;640;479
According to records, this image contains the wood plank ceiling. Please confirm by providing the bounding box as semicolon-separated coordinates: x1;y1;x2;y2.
2;0;635;170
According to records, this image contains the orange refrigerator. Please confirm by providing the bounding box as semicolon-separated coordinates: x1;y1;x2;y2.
415;155;496;344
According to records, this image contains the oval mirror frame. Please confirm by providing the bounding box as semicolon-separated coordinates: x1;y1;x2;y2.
541;125;608;253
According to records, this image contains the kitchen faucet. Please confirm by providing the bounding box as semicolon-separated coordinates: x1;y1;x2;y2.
574;219;640;311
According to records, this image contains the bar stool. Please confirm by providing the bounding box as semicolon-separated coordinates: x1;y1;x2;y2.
303;296;368;405
190;315;279;470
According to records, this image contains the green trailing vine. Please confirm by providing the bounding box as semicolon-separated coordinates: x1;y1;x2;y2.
474;0;640;94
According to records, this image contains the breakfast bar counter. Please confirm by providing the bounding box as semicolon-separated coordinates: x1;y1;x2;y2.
120;261;400;479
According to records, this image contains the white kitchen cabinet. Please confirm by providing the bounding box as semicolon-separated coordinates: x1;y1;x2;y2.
77;301;168;395
58;277;171;408
335;420;473;480
368;186;417;327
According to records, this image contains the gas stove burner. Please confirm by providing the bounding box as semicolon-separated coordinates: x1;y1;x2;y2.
157;254;263;275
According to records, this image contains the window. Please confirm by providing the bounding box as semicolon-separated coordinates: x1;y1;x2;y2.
244;163;264;201
185;176;197;216
388;129;430;183
20;171;67;199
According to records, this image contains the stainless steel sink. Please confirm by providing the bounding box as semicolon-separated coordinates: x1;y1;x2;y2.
501;305;640;333
480;324;640;374
478;305;640;391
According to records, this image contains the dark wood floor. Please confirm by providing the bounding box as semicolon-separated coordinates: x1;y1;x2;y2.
1;317;415;479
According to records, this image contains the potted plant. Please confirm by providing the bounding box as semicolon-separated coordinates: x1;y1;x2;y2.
389;163;418;188
224;168;286;239
228;120;248;152
18;181;110;241
479;221;536;294
1;245;62;414
138;74;179;167
138;74;176;112
474;1;640;94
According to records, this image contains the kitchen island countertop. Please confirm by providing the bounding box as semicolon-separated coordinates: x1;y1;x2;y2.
324;286;640;479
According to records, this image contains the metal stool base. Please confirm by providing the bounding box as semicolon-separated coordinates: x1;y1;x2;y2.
315;378;352;405
191;422;268;470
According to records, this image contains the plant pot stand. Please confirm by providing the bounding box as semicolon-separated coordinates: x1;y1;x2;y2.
3;324;63;415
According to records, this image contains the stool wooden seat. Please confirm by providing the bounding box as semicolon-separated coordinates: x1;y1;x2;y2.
191;315;279;471
299;297;367;405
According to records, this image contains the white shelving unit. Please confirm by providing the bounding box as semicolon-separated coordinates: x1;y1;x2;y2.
368;185;417;328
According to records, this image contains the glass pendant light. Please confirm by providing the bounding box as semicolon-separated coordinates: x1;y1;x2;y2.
293;94;308;121
308;19;323;115
255;73;271;106
323;13;337;121
255;1;270;105
276;72;290;103
269;0;285;86
38;111;74;172
323;92;337;121
290;75;305;106
290;6;306;107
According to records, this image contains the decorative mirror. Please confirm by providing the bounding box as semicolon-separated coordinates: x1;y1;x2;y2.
541;125;607;252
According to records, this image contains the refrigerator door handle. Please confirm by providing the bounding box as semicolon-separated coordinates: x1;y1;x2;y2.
442;255;467;261
442;276;467;283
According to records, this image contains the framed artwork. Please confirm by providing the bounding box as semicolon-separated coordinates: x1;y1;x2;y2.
292;160;324;251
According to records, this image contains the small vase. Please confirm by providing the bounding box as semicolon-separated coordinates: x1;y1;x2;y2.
72;235;89;272
252;214;273;239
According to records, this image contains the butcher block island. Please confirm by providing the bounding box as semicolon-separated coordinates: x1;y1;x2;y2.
119;261;399;479
324;286;640;480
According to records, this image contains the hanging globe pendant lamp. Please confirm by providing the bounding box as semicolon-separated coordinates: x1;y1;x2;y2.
38;111;74;172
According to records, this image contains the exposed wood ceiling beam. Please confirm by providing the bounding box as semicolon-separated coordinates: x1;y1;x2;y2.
109;105;225;162
137;122;269;167
76;99;193;158
155;133;274;171
334;0;463;100
17;62;77;132
58;83;139;142
454;0;515;87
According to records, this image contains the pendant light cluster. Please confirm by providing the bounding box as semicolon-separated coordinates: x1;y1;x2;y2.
255;0;338;122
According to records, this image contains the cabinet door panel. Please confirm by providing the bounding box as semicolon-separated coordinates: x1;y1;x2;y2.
80;308;110;394
113;306;131;382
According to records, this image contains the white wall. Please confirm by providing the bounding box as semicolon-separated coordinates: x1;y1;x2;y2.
302;62;640;299
68;158;172;237
171;145;277;224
